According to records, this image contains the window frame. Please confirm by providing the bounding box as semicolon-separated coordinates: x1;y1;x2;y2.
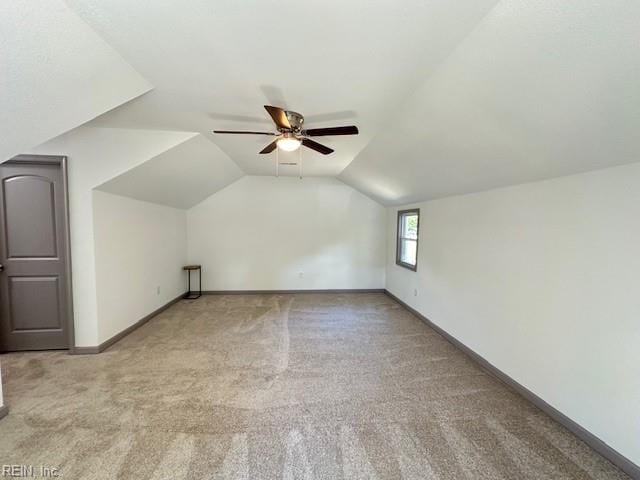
396;208;420;271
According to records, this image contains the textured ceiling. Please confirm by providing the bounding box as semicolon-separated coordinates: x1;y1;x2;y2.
64;0;499;178
0;0;151;162
8;1;639;207
339;0;640;205
96;134;243;209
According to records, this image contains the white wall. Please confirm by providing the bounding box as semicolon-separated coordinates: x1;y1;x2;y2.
31;127;195;346
187;176;386;291
386;162;640;465
93;191;186;343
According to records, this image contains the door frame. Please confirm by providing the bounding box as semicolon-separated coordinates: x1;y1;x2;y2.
3;155;75;352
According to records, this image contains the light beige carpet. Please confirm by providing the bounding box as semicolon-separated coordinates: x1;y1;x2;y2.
0;293;629;479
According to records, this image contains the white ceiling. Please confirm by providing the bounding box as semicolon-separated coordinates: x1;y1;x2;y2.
339;0;640;205
64;0;499;177
0;0;151;162
96;134;243;209
7;1;638;207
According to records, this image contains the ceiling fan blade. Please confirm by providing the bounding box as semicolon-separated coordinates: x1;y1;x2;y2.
213;130;275;135
302;138;334;155
264;105;291;130
302;126;359;137
259;141;278;154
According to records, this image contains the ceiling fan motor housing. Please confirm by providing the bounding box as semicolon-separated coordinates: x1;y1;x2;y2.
285;111;304;132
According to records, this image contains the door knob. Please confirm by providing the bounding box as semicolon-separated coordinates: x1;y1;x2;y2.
0;264;4;272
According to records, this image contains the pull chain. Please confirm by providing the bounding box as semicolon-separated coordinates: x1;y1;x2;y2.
275;145;279;177
299;146;302;179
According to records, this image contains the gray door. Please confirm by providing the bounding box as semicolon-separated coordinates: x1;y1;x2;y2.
0;156;72;351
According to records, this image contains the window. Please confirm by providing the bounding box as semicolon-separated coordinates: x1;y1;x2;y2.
396;209;419;271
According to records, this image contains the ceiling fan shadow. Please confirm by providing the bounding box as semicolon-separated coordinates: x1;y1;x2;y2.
260;85;288;109
305;110;358;123
207;112;270;124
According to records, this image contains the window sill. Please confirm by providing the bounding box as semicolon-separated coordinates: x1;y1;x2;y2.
396;261;417;272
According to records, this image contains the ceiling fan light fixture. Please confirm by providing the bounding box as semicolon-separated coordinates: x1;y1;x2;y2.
276;133;302;152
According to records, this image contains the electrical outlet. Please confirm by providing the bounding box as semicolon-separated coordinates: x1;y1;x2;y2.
413;288;418;297
156;286;161;295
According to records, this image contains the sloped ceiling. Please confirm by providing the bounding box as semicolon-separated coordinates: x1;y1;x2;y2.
31;127;198;189
96;134;244;209
0;0;152;162
64;0;500;177
339;0;640;205
7;0;639;207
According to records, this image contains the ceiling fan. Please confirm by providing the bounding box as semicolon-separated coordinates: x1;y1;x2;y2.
213;105;359;155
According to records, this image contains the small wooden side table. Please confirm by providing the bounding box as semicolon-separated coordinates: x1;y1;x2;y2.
183;265;202;299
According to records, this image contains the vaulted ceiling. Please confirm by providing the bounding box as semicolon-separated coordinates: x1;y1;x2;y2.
65;0;499;178
96;134;243;209
0;0;151;162
340;0;640;204
4;0;640;207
